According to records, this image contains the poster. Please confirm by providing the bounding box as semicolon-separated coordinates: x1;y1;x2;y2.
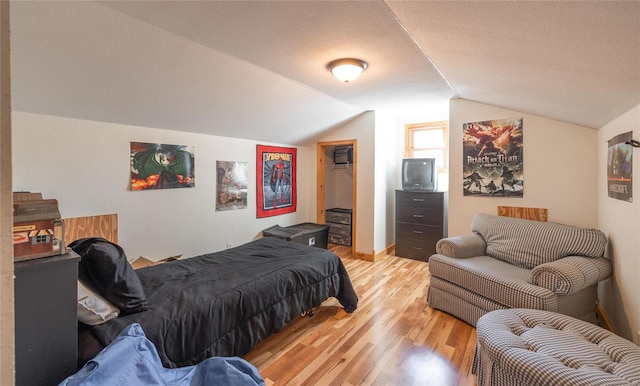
130;142;195;190
256;145;296;218
216;161;248;211
607;131;633;202
463;118;523;197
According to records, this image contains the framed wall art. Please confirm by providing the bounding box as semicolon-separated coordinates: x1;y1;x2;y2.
130;142;195;191
607;131;633;202
216;160;248;211
256;145;296;218
462;117;523;197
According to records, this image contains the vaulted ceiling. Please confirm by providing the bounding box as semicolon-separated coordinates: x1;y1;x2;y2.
10;1;640;145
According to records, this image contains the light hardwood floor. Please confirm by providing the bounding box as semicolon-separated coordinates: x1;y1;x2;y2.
243;245;478;386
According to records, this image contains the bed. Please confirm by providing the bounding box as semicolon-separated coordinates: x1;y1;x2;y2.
69;215;359;369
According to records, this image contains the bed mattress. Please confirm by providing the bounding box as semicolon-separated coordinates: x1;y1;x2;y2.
89;237;358;368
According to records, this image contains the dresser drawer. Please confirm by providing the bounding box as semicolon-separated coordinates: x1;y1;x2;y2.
329;233;352;246
328;222;351;236
396;207;443;226
325;210;352;224
395;233;441;260
396;222;442;241
395;238;439;261
396;191;443;208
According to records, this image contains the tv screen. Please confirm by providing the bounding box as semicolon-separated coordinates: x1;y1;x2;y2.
402;158;437;191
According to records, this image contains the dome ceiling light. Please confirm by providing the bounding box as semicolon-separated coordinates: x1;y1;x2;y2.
327;58;368;83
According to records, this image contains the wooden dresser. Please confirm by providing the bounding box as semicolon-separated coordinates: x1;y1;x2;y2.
395;190;445;261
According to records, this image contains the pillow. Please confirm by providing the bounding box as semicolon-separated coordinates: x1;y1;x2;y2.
77;279;119;325
69;238;148;314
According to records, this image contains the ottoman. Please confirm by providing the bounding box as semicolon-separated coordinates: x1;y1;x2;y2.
473;309;640;386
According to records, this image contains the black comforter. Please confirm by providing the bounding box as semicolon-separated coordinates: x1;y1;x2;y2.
91;237;358;368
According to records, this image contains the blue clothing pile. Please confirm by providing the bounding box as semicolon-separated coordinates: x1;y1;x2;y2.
60;323;265;386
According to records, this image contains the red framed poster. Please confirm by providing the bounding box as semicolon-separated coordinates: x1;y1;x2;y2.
256;145;297;218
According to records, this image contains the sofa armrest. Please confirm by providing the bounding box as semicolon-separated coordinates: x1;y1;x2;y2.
435;234;487;258
529;256;612;295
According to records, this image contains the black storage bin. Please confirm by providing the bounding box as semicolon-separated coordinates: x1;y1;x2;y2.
325;208;353;246
263;222;329;249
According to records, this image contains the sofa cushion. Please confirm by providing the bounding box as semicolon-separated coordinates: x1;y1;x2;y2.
471;214;607;269
428;254;557;311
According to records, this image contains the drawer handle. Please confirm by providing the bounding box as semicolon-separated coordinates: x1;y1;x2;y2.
412;214;424;218
412;198;424;202
412;247;423;250
412;230;424;234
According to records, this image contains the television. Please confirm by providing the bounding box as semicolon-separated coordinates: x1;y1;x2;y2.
402;158;437;191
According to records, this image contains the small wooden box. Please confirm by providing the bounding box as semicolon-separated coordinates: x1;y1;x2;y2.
13;193;64;262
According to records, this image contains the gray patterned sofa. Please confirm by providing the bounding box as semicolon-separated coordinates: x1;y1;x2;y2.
473;309;640;386
427;213;611;326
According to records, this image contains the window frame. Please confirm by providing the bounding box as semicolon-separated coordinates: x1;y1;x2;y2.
405;121;449;173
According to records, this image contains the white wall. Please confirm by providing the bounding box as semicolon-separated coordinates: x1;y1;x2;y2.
327;168;354;209
597;103;640;343
448;99;599;236
323;145;354;210
373;112;398;253
12;112;311;261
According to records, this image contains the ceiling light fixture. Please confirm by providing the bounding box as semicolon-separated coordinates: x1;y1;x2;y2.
327;58;368;83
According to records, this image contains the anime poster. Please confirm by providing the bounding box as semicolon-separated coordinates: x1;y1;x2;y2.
256;145;296;218
463;118;523;197
607;132;633;202
216;161;248;211
130;142;195;191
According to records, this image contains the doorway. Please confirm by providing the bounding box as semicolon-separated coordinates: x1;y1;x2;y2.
316;140;357;256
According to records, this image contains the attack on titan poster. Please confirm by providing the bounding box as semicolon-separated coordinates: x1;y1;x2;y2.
463;118;523;197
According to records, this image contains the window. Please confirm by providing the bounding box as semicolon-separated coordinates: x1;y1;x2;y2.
405;121;448;172
32;234;50;245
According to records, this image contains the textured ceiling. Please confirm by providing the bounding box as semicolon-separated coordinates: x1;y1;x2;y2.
9;1;640;145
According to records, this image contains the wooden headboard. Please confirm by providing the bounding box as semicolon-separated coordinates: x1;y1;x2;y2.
56;213;118;245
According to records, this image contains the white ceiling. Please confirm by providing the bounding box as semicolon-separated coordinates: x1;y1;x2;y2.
9;1;640;145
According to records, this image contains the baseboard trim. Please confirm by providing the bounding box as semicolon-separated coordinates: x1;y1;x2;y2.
386;244;395;255
355;251;375;262
357;244;395;262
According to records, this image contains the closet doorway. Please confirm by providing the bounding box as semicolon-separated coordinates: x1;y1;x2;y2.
316;140;357;256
